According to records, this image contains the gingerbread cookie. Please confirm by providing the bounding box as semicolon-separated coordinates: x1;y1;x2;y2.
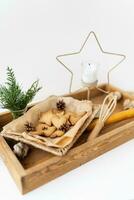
50;130;64;138
52;108;65;117
43;126;56;137
52;115;67;129
36;123;49;131
39;110;53;126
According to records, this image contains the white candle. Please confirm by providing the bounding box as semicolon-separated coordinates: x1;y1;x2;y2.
81;61;98;86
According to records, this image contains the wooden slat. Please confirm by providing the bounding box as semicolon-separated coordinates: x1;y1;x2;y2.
0;112;13;127
21;121;134;194
0;136;25;193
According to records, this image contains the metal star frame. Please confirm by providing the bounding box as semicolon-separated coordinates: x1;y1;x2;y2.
56;31;126;94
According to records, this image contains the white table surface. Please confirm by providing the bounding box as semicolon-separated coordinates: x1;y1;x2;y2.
1;0;134;199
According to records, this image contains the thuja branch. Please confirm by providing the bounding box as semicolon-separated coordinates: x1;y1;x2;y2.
0;67;42;112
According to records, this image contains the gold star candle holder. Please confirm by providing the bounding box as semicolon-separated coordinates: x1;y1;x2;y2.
56;31;126;97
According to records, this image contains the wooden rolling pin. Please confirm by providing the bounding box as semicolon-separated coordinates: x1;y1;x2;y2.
87;108;134;132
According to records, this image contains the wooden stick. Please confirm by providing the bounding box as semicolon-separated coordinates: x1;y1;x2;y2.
88;120;104;140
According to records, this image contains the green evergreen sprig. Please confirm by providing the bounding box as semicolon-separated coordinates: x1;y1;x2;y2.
0;67;42;112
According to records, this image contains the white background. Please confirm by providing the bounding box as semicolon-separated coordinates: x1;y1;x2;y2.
0;0;134;199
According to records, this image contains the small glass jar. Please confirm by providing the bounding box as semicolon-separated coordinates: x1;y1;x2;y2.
10;107;27;119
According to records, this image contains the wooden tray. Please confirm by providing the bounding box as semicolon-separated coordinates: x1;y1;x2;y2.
1;84;134;194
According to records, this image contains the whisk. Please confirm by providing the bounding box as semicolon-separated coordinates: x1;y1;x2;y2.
88;93;117;141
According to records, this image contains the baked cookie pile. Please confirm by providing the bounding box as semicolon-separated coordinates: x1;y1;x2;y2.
25;100;85;138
